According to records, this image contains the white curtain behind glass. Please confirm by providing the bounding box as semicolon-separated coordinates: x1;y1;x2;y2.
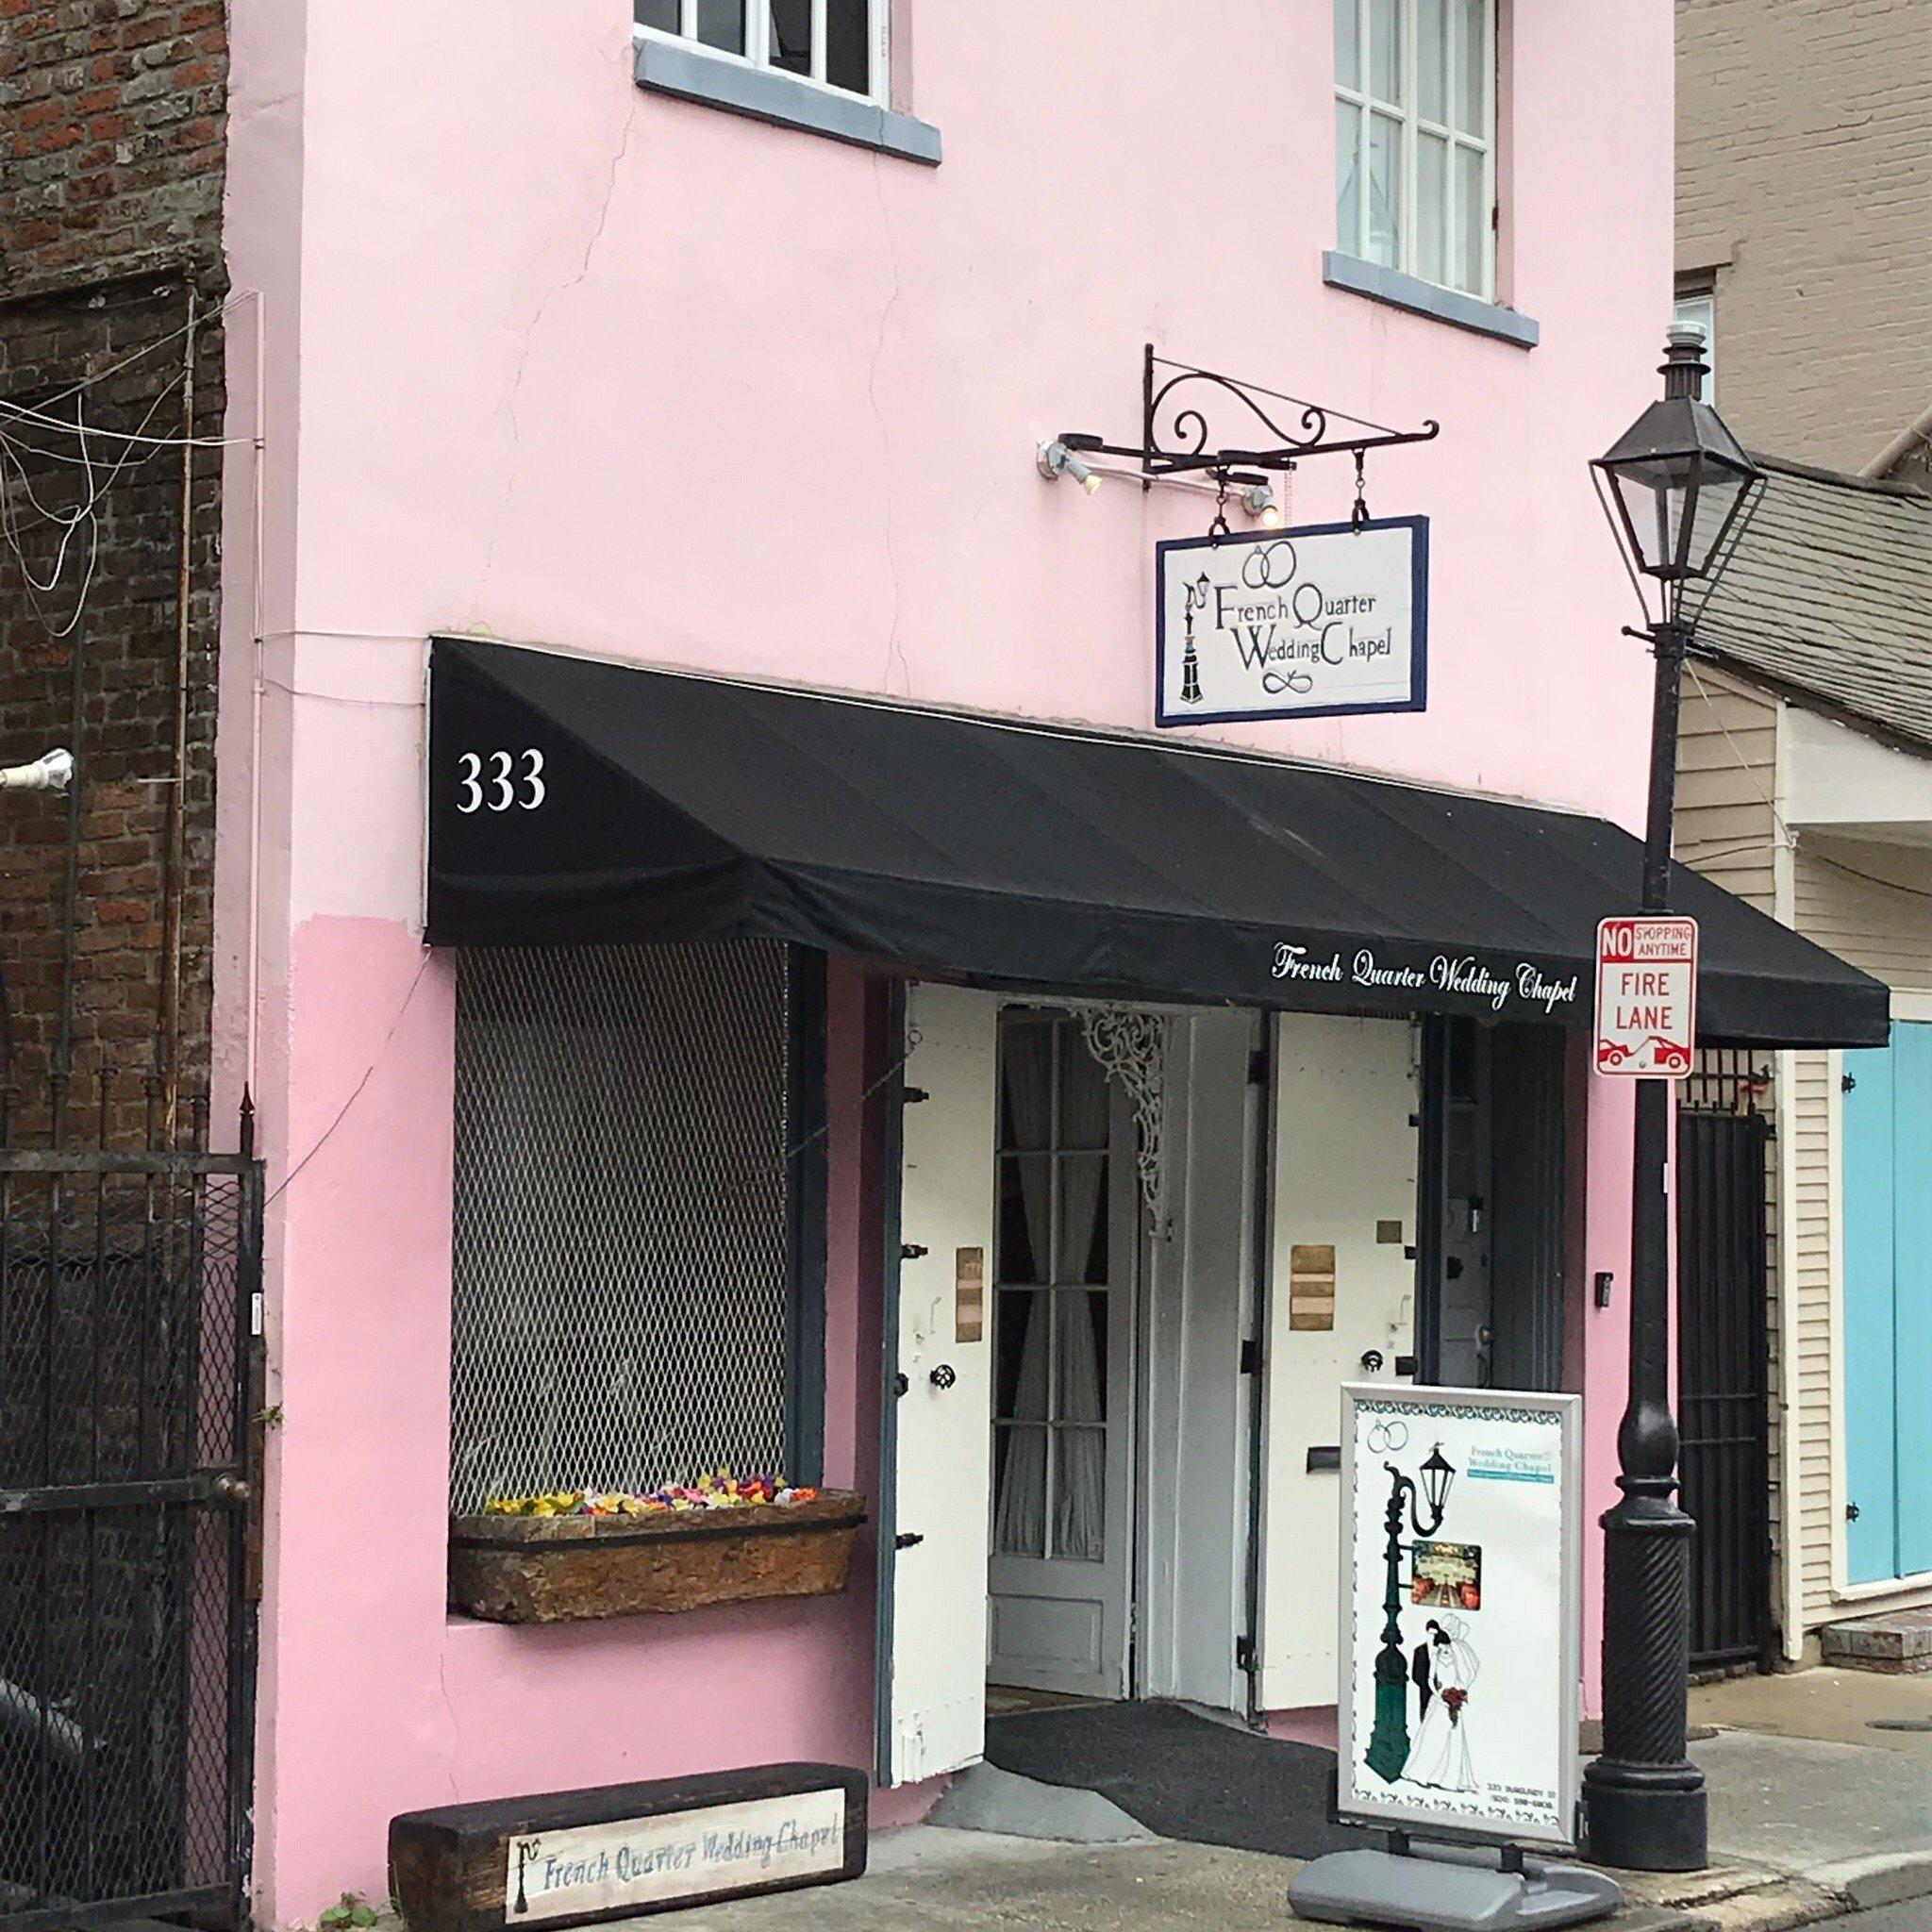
992;1022;1109;1562
1055;1050;1108;1562
995;1029;1051;1556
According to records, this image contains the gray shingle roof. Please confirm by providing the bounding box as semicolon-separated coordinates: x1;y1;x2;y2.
1691;457;1932;753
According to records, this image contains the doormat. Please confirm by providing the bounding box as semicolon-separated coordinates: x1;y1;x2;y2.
982;1703;1375;1860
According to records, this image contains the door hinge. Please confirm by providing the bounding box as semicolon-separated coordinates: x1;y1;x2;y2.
1846;1501;1860;1523
902;1242;928;1260
894;1531;925;1550
903;1086;930;1105
1247;1049;1269;1086
1240;1337;1262;1376
1236;1635;1257;1674
1842;1074;1857;1093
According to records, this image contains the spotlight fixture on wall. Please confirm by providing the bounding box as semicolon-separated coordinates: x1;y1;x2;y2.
0;749;74;794
1241;481;1283;528
1037;439;1103;495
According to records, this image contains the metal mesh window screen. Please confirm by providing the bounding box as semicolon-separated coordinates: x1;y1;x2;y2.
449;941;793;1511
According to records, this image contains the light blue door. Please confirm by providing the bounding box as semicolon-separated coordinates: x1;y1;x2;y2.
1894;1025;1932;1578
1842;1021;1932;1585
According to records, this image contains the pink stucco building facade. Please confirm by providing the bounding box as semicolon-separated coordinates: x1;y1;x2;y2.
203;2;1744;1921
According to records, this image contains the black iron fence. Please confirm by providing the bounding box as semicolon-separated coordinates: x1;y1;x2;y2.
1677;1050;1775;1673
0;1085;260;1931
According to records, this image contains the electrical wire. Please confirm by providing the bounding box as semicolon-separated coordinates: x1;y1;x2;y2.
1808;848;1932;904
1684;662;1932;903
0;391;247;448
0;374;186;638
1684;660;1797;850
14;289;253;410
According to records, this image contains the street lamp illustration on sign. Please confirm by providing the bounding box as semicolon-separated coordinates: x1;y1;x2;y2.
1364;1441;1457;1785
1179;572;1211;707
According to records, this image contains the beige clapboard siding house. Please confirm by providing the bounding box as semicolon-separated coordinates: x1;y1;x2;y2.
1675;458;1932;1659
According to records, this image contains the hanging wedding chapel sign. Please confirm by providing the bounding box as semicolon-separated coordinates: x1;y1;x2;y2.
1155;517;1427;726
1337;1385;1582;1848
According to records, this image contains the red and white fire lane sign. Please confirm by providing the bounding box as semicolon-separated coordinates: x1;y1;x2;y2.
1594;916;1698;1077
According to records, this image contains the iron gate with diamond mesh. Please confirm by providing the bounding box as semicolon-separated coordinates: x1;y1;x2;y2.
0;1087;261;1932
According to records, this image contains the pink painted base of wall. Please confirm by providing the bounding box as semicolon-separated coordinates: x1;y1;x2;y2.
870;1774;950;1829
251;924;890;1926
1263;1705;1341;1752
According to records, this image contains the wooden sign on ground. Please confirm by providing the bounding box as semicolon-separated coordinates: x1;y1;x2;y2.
390;1764;868;1931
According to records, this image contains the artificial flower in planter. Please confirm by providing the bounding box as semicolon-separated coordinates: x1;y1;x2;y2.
450;1469;864;1624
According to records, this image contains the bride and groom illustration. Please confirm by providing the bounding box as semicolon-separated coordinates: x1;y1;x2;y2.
1400;1615;1480;1792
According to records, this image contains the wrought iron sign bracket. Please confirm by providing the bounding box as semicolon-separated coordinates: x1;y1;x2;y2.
1056;343;1440;523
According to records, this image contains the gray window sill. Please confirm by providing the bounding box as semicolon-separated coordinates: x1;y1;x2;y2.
633;34;941;165
1323;251;1539;349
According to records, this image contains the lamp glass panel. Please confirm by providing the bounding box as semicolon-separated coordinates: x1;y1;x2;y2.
1681;465;1751;578
1608;463;1683;577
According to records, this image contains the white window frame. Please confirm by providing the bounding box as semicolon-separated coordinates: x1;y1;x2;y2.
1335;0;1497;303
1673;290;1717;404
635;0;891;108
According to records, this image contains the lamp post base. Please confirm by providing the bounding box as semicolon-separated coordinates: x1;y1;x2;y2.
1581;1494;1707;1873
1581;1766;1707;1874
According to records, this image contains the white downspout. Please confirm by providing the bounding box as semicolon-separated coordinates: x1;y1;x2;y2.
1770;699;1805;1663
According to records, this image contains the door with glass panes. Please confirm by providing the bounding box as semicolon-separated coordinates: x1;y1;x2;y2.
987;1011;1137;1697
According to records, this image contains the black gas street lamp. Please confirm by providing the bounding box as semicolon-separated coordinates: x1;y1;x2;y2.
1582;326;1765;1873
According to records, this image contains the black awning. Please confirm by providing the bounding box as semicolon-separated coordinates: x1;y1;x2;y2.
425;637;1888;1047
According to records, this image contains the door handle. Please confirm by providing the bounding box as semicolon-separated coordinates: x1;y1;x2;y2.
928;1364;957;1390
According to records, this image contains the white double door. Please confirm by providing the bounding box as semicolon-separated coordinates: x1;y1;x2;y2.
880;991;1257;1787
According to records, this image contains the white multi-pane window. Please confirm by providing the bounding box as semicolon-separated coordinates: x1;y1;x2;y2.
1673;291;1717;403
1335;0;1497;301
636;0;889;106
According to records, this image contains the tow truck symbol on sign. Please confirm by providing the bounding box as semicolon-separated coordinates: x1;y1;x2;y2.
1596;1034;1691;1074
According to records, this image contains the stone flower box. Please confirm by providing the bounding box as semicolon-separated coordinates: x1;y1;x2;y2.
446;1492;866;1624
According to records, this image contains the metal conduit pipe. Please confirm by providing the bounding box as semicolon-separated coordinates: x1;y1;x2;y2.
0;1675;88;1768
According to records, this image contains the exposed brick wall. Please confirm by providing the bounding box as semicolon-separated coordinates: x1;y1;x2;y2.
1675;0;1932;475
0;0;227;1146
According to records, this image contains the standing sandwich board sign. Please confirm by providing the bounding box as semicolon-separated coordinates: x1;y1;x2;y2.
1290;1387;1620;1930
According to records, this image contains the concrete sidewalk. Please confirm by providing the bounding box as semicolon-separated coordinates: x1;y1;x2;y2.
1658;1667;1932;1926
642;1670;1932;1932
